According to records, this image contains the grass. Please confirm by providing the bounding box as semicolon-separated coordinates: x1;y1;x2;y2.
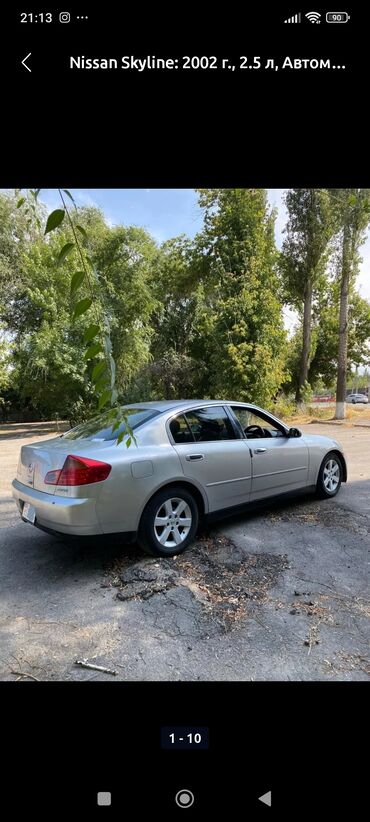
283;404;370;425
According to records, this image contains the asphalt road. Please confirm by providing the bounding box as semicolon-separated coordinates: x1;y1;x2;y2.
0;422;369;681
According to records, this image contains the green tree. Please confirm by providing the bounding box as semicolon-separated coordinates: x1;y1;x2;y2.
91;223;158;393
0;329;13;421
280;189;335;402
309;284;370;389
136;235;208;399
330;189;370;418
190;189;288;405
2;194;159;423
0;191;46;318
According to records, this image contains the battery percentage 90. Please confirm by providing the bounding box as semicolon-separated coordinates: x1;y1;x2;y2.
326;12;351;23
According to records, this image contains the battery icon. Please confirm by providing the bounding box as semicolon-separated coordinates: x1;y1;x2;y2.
326;12;350;22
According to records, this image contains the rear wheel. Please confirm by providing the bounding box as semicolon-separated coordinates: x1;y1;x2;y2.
137;485;199;557
316;452;342;499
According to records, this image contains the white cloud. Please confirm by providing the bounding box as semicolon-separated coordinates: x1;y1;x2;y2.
74;191;99;208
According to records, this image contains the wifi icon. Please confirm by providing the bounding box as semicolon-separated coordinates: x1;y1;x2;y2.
305;11;321;23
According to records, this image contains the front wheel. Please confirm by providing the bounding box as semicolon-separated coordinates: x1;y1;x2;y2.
137;486;199;557
316;452;343;499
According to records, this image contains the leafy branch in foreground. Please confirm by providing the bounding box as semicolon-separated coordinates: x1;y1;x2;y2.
18;188;136;446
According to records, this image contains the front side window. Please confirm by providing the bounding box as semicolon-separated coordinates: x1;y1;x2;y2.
231;407;284;438
184;406;238;442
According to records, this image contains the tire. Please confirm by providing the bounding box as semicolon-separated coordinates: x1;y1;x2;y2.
316;452;343;499
137;485;199;557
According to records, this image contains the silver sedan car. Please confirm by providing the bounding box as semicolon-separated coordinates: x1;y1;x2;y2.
12;400;347;557
346;393;369;404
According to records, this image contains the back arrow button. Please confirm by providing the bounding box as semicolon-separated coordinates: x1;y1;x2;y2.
21;53;32;72
258;791;272;807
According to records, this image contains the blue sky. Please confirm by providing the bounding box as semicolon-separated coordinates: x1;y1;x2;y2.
32;188;370;308
39;188;203;245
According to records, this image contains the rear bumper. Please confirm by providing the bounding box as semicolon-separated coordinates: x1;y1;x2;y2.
12;478;103;536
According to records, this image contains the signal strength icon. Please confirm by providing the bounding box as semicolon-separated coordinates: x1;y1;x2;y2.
305;11;321;23
284;12;301;23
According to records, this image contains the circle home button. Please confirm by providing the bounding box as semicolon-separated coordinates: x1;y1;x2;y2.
175;789;195;808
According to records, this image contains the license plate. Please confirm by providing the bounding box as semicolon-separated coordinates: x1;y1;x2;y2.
22;502;36;524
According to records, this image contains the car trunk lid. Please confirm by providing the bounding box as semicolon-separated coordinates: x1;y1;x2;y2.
18;437;113;494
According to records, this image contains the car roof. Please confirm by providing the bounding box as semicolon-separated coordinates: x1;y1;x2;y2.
123;400;287;424
124;399;259;413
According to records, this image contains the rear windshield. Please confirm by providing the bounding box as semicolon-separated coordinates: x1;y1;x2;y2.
63;407;159;441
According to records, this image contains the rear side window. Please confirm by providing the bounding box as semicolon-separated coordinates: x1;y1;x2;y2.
64;407;159;441
169;415;194;444
184;406;238;442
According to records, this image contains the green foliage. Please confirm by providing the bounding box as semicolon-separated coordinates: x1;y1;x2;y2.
98;389;111;410
280;189;337;400
76;225;88;242
309;285;370;385
0;191;45;319
45;209;65;234
84;342;103;361
267;395;297;420
83;324;100;343
14;320;92;421
0;330;12;416
280;189;335;308
92;361;106;383
299;381;314;403
71;271;85;295
2;188;370;428
57;242;75;266
61;189;75;205
143;351;207;400
189;189;288;405
73;298;92;319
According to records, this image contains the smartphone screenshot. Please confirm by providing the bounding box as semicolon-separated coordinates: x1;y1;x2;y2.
1;5;368;816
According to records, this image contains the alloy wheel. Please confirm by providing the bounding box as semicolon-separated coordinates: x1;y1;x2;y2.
323;458;340;493
154;497;192;548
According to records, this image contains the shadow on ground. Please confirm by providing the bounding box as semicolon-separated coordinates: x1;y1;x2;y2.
0;485;369;682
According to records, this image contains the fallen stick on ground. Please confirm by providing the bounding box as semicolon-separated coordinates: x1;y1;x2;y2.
75;659;117;676
10;670;39;681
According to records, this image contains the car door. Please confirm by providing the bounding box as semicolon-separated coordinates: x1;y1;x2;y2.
169;405;252;511
229;405;309;501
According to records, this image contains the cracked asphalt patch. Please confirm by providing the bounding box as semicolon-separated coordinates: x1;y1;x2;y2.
110;536;290;634
0;422;369;680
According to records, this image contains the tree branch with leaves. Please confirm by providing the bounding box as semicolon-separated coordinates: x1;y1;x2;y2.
17;188;136;445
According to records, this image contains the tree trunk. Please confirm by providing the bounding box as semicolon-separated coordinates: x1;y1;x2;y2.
295;278;313;403
335;220;351;419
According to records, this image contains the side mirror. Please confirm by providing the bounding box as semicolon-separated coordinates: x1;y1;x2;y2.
287;427;301;438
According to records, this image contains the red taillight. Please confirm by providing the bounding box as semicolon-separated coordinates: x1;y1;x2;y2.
45;455;111;486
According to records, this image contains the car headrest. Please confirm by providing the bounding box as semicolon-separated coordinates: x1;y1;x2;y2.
200;419;221;433
170;418;181;435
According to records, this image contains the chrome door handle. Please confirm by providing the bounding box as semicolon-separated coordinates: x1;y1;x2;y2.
185;454;204;461
254;447;267;453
